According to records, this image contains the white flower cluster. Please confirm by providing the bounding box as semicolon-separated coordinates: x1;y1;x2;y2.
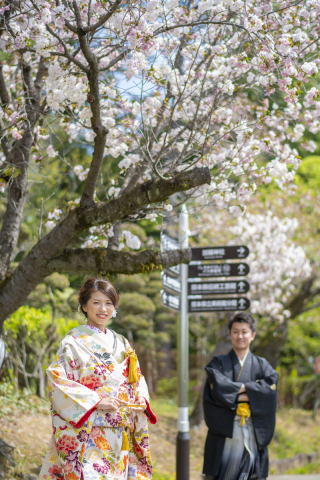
122;230;141;249
45;208;62;230
83;225;115;248
46;63;88;111
74;165;90;181
230;212;312;321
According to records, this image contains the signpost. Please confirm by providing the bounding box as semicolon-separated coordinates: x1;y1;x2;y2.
189;262;250;278
161;234;180;276
162;272;181;294
188;297;251;313
160;290;180;311
191;245;249;261
176;206;190;480
188;280;250;295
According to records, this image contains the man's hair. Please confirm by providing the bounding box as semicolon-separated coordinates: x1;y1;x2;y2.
228;312;257;333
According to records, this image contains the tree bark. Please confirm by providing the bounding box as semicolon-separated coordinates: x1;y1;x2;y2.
189;319;232;427
0;58;46;282
48;247;192;275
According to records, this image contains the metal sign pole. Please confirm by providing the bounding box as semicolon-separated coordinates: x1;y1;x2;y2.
177;205;189;480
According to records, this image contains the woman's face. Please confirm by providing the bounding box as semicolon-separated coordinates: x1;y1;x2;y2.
82;290;115;331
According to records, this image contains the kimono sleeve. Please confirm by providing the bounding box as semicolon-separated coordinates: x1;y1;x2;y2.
124;338;156;424
245;358;278;449
47;338;101;426
205;357;242;409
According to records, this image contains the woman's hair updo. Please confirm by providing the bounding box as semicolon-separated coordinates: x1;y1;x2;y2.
78;277;119;317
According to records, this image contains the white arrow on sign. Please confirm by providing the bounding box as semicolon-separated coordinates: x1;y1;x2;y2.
237;246;246;257
238;298;247;309
238;263;246;274
238;281;246;292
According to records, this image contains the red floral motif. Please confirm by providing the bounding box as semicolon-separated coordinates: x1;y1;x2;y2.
48;465;63;478
134;442;144;458
63;463;74;474
90;427;102;439
56;434;79;454
80;374;103;390
122;363;129;378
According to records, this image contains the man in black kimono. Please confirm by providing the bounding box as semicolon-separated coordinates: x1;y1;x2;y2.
203;312;278;480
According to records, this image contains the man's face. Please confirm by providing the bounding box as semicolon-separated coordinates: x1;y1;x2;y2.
229;321;256;351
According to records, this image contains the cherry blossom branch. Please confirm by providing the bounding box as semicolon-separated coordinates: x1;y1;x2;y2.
153;20;249;36
75;0;123;33
45;24;89;72
98;48;131;72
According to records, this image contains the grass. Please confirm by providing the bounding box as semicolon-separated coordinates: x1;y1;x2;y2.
286;460;320;474
153;465;175;480
149;398;177;417
269;408;320;459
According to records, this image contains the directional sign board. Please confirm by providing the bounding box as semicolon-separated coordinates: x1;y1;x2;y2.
161;290;180;311
161;234;180;277
188;280;250;296
162;272;181;294
161;233;179;252
191;245;249;261
188;297;250;313
189;262;250;278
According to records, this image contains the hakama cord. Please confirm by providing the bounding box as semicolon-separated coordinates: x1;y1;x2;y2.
39;325;154;480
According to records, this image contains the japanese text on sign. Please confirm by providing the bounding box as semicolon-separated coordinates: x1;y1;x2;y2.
188;297;250;312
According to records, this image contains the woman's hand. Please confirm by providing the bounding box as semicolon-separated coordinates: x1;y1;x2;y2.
238;393;249;402
130;396;146;412
97;397;127;411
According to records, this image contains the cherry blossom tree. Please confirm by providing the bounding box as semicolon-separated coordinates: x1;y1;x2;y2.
0;0;320;326
230;212;312;321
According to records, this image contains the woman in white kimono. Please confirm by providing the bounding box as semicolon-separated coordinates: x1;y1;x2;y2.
40;277;156;480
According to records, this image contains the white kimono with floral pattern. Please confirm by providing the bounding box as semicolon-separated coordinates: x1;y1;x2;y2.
39;325;153;480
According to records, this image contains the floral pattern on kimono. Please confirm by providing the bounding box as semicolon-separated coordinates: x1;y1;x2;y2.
39;325;153;480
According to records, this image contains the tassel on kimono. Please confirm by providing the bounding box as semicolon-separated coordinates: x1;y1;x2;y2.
125;347;139;384
236;403;251;426
121;429;130;451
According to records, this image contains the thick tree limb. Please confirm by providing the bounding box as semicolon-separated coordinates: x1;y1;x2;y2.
0;166;210;324
287;275;318;319
47;247;192;275
0;65;10;106
0;58;46;283
79;166;211;227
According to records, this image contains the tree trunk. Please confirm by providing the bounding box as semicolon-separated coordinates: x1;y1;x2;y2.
189;318;232;427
